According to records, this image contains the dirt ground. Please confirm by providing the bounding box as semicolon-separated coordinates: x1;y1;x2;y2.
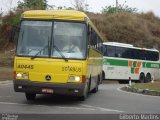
0;67;13;80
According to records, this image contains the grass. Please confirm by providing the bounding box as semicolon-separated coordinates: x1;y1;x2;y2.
102;80;119;84
131;81;160;92
0;67;13;80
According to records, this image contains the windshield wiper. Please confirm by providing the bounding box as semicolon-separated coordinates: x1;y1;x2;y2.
31;45;48;59
53;45;68;61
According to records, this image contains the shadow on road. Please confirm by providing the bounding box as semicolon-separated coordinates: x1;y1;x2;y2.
23;93;94;106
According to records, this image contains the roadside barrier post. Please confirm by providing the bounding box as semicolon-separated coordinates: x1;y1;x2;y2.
129;77;132;86
151;77;154;83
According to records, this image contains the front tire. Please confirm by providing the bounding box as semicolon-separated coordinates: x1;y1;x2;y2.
25;93;36;101
78;83;88;101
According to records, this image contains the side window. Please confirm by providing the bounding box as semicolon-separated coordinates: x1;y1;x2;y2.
151;51;159;61
93;31;97;49
115;46;126;58
90;27;103;53
139;50;146;60
154;52;159;61
90;29;98;50
145;51;151;61
134;49;140;59
125;48;132;59
106;45;116;57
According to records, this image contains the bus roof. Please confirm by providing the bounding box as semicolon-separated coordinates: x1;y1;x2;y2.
103;42;159;52
22;10;88;21
103;42;133;47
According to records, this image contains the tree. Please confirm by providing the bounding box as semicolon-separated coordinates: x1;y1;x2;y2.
102;1;137;14
71;0;89;11
17;0;47;10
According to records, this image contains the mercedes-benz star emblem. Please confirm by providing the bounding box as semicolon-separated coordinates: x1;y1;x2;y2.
45;75;51;81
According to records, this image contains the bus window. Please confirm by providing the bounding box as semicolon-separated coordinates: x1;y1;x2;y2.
90;30;97;49
150;51;159;61
17;21;52;57
104;45;116;57
115;46;126;58
52;21;87;59
122;48;132;59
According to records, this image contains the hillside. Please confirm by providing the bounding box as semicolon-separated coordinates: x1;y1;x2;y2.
0;11;160;67
87;12;160;50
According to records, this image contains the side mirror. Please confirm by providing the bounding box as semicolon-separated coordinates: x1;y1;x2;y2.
9;25;20;43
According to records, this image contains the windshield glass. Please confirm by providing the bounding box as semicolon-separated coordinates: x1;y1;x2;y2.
17;21;52;57
52;21;87;59
16;20;87;59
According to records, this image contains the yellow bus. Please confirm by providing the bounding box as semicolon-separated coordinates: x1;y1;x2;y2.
13;10;104;101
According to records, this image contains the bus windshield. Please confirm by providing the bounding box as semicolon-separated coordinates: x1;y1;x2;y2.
16;20;87;59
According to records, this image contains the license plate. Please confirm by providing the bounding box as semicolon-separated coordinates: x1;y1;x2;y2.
42;88;54;94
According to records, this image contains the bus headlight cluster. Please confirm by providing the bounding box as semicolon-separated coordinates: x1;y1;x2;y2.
16;72;29;79
68;76;81;82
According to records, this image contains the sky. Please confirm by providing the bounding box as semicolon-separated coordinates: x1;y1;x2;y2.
0;0;160;17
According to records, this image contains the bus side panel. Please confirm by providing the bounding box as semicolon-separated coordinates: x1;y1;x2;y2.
103;57;160;81
87;49;103;90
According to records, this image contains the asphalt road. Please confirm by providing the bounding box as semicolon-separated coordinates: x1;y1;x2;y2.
0;80;160;114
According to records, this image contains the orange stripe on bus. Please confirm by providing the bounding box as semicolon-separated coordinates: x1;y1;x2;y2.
135;68;140;74
128;61;133;67
137;61;142;68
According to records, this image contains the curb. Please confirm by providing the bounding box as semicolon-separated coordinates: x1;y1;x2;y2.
121;86;160;96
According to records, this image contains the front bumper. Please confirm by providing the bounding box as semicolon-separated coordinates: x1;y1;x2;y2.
13;80;85;96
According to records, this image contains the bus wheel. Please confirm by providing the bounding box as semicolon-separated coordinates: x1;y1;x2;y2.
92;76;99;93
145;73;151;83
102;71;105;80
92;84;99;93
139;74;145;83
79;83;88;101
25;93;36;101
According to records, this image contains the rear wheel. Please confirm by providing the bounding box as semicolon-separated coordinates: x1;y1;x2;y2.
25;93;36;101
91;85;99;93
91;75;99;93
139;73;145;83
145;73;151;83
102;71;105;80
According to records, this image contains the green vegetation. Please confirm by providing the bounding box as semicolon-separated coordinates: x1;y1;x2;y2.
102;2;137;14
131;81;160;92
17;0;47;10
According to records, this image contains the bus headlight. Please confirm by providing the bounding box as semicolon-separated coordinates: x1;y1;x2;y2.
68;76;81;82
75;76;80;82
22;73;29;79
16;72;29;79
16;73;22;78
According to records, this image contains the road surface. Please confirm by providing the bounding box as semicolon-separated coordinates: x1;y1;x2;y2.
0;80;160;114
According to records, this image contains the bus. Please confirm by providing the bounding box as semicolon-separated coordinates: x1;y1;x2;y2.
13;10;104;101
103;42;160;83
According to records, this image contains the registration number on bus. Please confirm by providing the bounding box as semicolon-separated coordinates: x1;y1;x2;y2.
42;88;54;94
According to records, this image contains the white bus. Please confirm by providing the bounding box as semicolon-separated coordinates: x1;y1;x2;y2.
102;42;160;83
